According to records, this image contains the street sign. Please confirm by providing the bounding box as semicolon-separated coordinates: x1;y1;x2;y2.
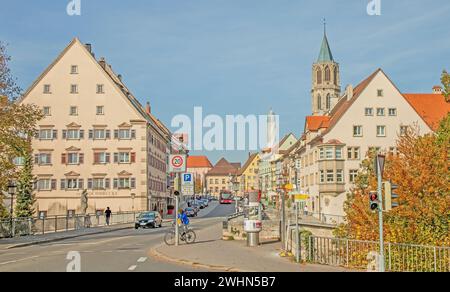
169;154;187;173
294;194;309;203
182;173;194;186
181;185;194;196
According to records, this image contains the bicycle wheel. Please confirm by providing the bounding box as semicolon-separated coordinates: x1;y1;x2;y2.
184;230;196;244
164;231;176;246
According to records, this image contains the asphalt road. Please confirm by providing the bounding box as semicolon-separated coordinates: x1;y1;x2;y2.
0;202;236;272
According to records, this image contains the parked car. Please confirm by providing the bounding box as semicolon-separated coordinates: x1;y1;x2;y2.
185;207;197;217
191;204;200;213
135;211;162;229
201;199;209;207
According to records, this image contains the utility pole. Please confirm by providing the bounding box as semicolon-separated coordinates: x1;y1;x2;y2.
376;155;386;272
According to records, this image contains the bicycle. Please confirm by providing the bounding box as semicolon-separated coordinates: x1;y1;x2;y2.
164;224;196;246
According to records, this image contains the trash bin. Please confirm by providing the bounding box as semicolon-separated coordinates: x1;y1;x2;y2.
244;220;262;247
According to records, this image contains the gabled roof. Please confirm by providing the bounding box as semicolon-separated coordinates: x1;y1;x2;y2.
305;116;331;132
206;158;240;176
238;153;259;176
187;156;213;168
403;93;450;131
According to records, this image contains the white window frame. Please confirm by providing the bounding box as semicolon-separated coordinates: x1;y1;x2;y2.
119;129;131;140
67;153;79;165
39;129;53;140
43;84;51;94
326;170;334;183
336;169;344;183
38;153;52;165
365;108;374;116
388;108;397;116
94;129;106;140
96;106;104;115
118;178;130;189
70;84;78;94
93;178;105;190
377;126;386;137
96;84;105;94
38;179;52;191
119;152;130;164
353;126;363;137
66;179;79;190
43;107;51;116
377;108;385;116
71;65;78;74
67;129;80;140
69;106;78;116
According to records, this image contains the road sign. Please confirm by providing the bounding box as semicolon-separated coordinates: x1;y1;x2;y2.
294;194;309;203
169;154;187;173
182;173;194;186
181;185;194;196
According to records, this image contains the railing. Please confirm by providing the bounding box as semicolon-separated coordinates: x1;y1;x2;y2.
287;232;450;272
0;212;140;239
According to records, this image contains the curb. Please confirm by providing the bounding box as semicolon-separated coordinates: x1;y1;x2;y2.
149;245;248;272
4;225;132;250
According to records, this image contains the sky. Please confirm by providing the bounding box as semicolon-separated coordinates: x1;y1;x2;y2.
1;0;449;165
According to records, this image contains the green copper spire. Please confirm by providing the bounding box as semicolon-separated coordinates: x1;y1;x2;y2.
317;19;334;63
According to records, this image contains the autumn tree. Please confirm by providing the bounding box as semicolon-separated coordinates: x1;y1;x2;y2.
442;70;450;102
0;41;43;218
336;123;450;246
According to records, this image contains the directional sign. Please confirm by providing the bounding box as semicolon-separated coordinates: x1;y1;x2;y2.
169;154;187;173
181;186;195;196
294;194;310;203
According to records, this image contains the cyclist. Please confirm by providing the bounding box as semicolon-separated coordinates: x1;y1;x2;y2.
177;209;190;236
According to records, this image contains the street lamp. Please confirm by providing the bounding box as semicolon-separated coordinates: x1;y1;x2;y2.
8;182;16;238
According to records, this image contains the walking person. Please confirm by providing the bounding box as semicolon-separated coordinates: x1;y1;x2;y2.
304;205;309;216
105;207;112;226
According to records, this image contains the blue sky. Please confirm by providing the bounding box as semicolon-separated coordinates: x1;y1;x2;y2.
1;0;449;164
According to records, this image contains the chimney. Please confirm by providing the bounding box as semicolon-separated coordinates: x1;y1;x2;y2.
118;74;122;82
433;85;443;94
146;102;151;114
85;43;92;53
99;57;106;69
346;84;353;100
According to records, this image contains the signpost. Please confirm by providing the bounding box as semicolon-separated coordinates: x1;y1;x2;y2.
292;193;309;263
181;173;195;197
376;155;386;272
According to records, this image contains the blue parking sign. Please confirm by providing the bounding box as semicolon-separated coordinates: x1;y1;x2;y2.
184;174;192;182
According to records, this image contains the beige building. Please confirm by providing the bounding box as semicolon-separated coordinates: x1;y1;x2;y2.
186;156;213;194
19;38;171;217
292;30;450;219
206;158;240;197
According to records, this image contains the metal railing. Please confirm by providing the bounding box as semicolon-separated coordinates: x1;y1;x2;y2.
0;212;140;239
288;232;450;272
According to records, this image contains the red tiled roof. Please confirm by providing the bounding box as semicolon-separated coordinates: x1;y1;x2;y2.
187;156;213;168
305;116;331;132
206;158;240;176
403;93;450;131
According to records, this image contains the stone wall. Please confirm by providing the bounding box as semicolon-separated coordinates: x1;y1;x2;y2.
222;217;280;241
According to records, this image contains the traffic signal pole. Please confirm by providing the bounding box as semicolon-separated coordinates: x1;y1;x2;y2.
377;159;385;272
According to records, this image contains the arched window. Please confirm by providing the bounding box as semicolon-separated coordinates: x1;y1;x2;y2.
317;70;322;84
326;94;332;110
325;67;331;82
334;67;338;85
317;95;322;110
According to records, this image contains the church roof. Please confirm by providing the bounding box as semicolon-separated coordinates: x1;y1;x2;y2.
317;33;334;63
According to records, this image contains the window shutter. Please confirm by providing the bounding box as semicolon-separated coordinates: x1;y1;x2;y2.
131;130;136;139
113;179;118;189
34;154;40;165
114;130;119;139
93;153;99;164
131;178;136;189
105;179;110;189
34;131;40;139
51;179;57;190
89;130;94;139
79;153;84;164
78;179;84;190
131;152;136;163
60;179;66;190
33;180;38;191
114;153;119;163
106;153;111;163
87;179;93;190
79;130;84;139
106;130;111;139
52;130;58;139
61;153;67;164
62;130;67;140
48;154;52;165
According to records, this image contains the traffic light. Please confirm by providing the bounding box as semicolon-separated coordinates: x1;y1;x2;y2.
384;181;399;212
369;191;379;211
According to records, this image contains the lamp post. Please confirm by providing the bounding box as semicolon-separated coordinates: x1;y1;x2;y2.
8;182;17;238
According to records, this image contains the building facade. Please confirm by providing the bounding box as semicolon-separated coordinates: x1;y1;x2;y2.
205;158;240;197
186;156;213;194
19;38;171;217
237;153;260;195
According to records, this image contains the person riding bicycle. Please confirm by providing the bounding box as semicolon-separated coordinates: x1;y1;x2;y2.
177;209;190;236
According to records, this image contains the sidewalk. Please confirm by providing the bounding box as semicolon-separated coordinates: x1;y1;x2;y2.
150;222;351;272
0;223;134;250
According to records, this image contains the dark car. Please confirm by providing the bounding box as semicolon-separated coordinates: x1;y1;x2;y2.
191;204;200;213
185;207;197;217
135;211;162;229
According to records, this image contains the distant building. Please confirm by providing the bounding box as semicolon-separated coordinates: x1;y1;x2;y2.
186;156;213;194
237;153;260;195
205;158;240;196
18;38;171;217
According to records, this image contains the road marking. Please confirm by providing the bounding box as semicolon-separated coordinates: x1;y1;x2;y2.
137;257;147;263
0;256;39;266
128;265;137;271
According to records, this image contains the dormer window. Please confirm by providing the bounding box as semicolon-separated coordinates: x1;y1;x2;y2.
97;84;104;94
377;89;384;97
43;84;51;94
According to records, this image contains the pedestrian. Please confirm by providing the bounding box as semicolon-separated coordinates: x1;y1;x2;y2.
105;207;112;226
304;205;309;216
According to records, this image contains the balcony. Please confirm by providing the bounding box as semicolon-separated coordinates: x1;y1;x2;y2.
319;183;346;195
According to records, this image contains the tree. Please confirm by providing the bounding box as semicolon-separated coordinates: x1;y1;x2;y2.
336;124;450;246
442;70;450;102
194;176;203;194
14;153;35;218
0;41;43;217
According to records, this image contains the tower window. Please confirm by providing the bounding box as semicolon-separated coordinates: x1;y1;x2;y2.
334;67;338;85
325;67;331;82
326;94;332;110
317;70;322;84
317;95;322;110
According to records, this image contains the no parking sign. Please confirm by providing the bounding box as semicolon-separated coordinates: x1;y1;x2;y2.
169;154;187;173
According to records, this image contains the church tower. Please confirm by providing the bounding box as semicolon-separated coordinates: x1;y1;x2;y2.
311;22;341;115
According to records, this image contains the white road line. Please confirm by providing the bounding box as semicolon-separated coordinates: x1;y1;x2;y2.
128;265;137;271
137;257;147;263
0;256;39;266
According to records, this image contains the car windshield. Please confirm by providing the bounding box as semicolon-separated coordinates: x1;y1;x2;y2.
221;193;232;199
139;213;155;219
